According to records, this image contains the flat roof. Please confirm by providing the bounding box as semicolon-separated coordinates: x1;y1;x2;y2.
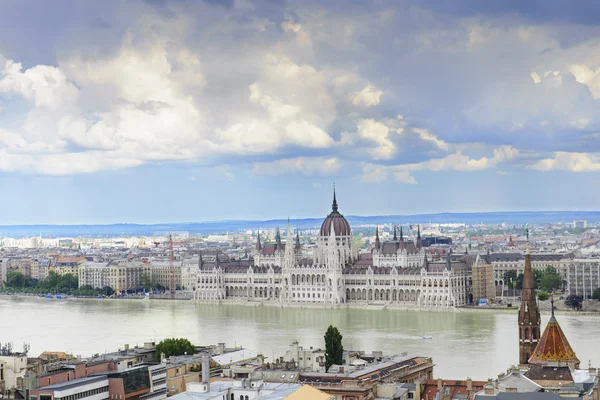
42;375;108;391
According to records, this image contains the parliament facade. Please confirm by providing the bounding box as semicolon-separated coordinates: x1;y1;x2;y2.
194;191;482;309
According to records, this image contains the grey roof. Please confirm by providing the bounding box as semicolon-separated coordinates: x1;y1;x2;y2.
41;375;108;390
476;392;582;400
497;372;541;393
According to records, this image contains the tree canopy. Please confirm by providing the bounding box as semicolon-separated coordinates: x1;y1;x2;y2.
155;338;196;358
565;295;583;310
537;291;550;301
324;325;344;372
1;271;111;296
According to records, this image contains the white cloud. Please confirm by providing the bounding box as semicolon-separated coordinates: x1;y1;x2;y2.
357;118;395;160
531;152;600;172
413;128;449;150
349;84;383;107
399;152;491;172
0;60;79;110
252;157;340;176
394;171;417;184
360;163;389;183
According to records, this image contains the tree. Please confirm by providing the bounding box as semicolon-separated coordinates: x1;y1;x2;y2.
324;325;344;372
142;273;153;291
539;266;562;292
537;291;550;301
565;295;583;311
593;288;600;301
155;338;196;358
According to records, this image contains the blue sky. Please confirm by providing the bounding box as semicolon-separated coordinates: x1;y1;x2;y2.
1;0;600;224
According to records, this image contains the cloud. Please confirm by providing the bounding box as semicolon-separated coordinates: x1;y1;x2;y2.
360;163;389;183
356;119;397;160
252;157;341;176
413;128;449;150
0;60;79;110
394;171;417;184
349;84;383;107
531;152;600;172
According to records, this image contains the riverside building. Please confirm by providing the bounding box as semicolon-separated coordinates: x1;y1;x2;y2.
194;191;475;309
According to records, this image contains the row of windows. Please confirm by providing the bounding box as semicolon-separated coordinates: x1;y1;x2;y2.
56;385;109;400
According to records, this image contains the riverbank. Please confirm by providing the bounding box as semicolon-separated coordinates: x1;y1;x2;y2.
2;292;598;315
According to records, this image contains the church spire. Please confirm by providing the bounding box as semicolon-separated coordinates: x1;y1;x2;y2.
528;292;580;369
416;225;421;249
295;230;301;250
374;226;381;250
393;225;398;241
332;184;338;212
400;226;404;242
256;232;262;251
518;226;540;365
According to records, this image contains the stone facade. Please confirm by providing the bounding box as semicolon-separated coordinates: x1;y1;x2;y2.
194;192;474;309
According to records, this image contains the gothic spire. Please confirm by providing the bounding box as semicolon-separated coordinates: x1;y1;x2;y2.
416;225;421;249
518;224;540;365
256;232;262;251
400;226;404;242
295;230;301;250
375;226;381;250
275;227;282;250
332;184;338;212
393;225;398;241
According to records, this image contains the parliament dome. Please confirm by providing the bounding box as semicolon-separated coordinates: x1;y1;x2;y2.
320;190;351;237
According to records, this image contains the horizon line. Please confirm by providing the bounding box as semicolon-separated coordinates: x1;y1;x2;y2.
0;209;598;227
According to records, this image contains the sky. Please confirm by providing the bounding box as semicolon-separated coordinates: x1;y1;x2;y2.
2;0;600;224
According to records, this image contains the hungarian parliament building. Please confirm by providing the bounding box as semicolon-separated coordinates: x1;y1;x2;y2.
194;192;483;309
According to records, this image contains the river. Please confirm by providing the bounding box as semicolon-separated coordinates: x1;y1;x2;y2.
1;296;598;380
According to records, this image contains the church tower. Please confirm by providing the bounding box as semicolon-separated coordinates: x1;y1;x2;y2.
518;228;541;365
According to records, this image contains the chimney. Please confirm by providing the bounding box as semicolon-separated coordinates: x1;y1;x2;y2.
437;378;443;389
202;356;210;392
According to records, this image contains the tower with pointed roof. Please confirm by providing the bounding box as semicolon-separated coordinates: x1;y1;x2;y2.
528;296;580;368
518;228;541;365
416;225;422;249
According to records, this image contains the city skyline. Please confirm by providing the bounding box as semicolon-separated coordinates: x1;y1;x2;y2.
3;1;600;224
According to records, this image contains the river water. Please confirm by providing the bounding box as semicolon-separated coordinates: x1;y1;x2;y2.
1;296;599;380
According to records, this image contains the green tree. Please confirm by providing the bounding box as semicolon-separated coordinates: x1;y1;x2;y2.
565;295;583;310
540;273;562;292
593;288;600;301
142;273;153;291
155;338;196;358
324;325;344;372
537;291;550;301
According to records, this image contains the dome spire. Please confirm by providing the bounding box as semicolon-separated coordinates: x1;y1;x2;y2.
332;183;338;212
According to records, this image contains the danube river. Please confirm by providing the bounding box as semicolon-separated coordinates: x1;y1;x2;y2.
2;296;599;379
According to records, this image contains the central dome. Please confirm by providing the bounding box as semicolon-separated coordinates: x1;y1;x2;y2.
320;190;351;237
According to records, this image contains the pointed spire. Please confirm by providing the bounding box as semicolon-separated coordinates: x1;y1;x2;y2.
332;183;338;212
295;230;301;250
256;232;262;251
375;226;381;250
446;249;452;270
275;227;282;250
550;293;556;321
526;227;530;255
416;225;421;249
400;226;404;242
393;225;398;241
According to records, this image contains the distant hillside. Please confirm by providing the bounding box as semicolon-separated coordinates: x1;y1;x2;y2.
0;211;598;238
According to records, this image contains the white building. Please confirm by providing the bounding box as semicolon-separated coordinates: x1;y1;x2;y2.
0;350;28;391
194;192;474;309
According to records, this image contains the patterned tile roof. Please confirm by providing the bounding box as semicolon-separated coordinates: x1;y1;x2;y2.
528;313;580;367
